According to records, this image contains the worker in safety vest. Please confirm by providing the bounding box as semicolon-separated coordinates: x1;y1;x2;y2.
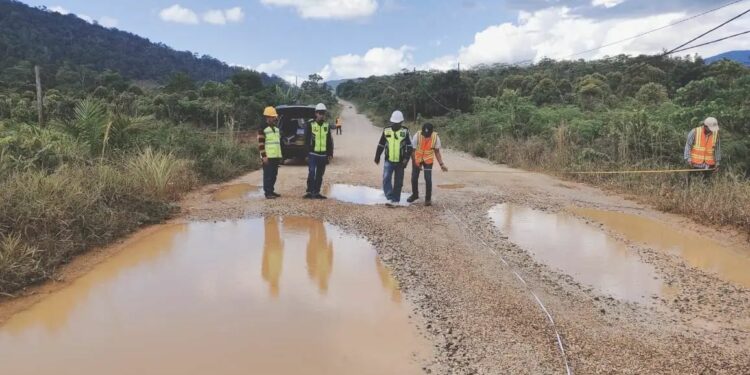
684;117;721;183
303;103;334;199
259;106;282;199
335;117;342;135
407;123;447;206
374;110;413;207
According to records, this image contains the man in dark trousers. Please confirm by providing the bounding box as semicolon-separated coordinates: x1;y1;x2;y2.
374;110;413;207
259;106;282;199
303;103;334;199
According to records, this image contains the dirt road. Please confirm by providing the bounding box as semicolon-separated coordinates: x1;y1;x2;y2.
2;100;749;374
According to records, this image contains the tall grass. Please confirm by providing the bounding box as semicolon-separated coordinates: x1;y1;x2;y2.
0;104;261;294
126;148;196;200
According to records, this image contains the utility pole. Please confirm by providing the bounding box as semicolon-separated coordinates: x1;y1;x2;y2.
35;65;44;126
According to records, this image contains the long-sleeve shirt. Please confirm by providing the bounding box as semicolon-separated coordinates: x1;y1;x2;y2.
304;120;334;157
258;125;281;159
684;127;721;166
375;126;413;164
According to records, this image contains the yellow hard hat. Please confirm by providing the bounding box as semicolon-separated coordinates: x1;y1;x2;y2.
263;106;278;117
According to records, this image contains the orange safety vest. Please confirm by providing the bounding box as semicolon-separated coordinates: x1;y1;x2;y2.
414;132;438;165
689;126;718;166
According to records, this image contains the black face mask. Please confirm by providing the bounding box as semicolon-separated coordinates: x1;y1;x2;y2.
421;123;434;137
392;123;402;131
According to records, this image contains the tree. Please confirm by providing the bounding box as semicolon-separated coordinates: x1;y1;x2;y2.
475;77;499;98
230;70;264;96
531;78;561;105
165;72;196;93
635;83;668;106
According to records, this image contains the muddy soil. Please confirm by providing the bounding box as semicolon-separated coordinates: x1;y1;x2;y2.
2;100;749;374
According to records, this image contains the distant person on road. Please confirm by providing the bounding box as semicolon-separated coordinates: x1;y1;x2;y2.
685;117;721;184
375;110;413;207
304;103;334;200
407;123;447;206
259;106;282;199
335;117;342;135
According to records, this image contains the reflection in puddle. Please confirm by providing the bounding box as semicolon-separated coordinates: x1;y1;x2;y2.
328;184;410;206
437;184;465;189
570;207;750;289
212;183;263;201
489;204;664;303
0;217;427;375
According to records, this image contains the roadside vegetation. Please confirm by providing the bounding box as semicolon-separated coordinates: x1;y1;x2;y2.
337;55;750;233
0;58;336;294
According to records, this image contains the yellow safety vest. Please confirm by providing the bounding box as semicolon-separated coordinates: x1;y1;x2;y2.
384;127;408;163
689;126;717;166
311;121;329;153
264;126;282;158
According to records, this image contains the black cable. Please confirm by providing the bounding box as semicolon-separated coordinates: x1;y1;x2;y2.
565;0;747;59
664;7;750;55
667;30;750;54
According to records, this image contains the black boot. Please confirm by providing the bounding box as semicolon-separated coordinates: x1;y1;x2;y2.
407;194;419;203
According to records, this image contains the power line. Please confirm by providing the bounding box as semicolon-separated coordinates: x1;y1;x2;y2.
565;0;747;59
667;29;750;54
664;6;750;54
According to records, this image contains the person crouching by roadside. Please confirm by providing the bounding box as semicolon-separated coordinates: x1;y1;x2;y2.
684;117;720;185
259;106;282;199
407;123;447;206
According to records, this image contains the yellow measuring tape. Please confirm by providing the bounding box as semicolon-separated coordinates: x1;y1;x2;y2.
449;168;716;175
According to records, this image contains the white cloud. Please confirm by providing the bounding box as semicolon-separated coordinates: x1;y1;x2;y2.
421;3;750;70
202;7;245;25
160;4;200;24
256;59;289;73
203;10;227;25
49;5;69;15
261;0;378;20
99;16;119;28
78;14;93;23
592;0;626;8
325;46;412;79
225;7;245;22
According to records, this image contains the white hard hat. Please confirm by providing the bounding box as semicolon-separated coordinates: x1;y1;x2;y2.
315;103;327;111
390;110;404;123
703;117;719;132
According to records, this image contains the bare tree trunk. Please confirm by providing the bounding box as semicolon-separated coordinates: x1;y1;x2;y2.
35;65;44;126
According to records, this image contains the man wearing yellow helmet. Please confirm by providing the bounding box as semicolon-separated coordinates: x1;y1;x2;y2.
259;106;282;199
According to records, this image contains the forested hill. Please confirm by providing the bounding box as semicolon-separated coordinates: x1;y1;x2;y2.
0;0;279;84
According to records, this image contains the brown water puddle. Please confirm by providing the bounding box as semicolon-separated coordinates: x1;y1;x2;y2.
570;207;750;289
0;217;428;375
328;184;411;206
489;204;666;303
437;184;465;189
212;183;262;201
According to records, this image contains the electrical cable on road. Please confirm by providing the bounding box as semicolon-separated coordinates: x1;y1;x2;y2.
439;202;573;375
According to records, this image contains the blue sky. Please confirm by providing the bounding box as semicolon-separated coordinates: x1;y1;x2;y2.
20;1;750;81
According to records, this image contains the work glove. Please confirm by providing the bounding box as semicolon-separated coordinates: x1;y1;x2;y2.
374;157;380;165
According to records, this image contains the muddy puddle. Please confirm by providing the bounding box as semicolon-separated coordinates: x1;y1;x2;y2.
437;184;465;189
212;183;263;201
489;204;665;303
570;207;750;289
328;184;410;206
0;217;428;375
